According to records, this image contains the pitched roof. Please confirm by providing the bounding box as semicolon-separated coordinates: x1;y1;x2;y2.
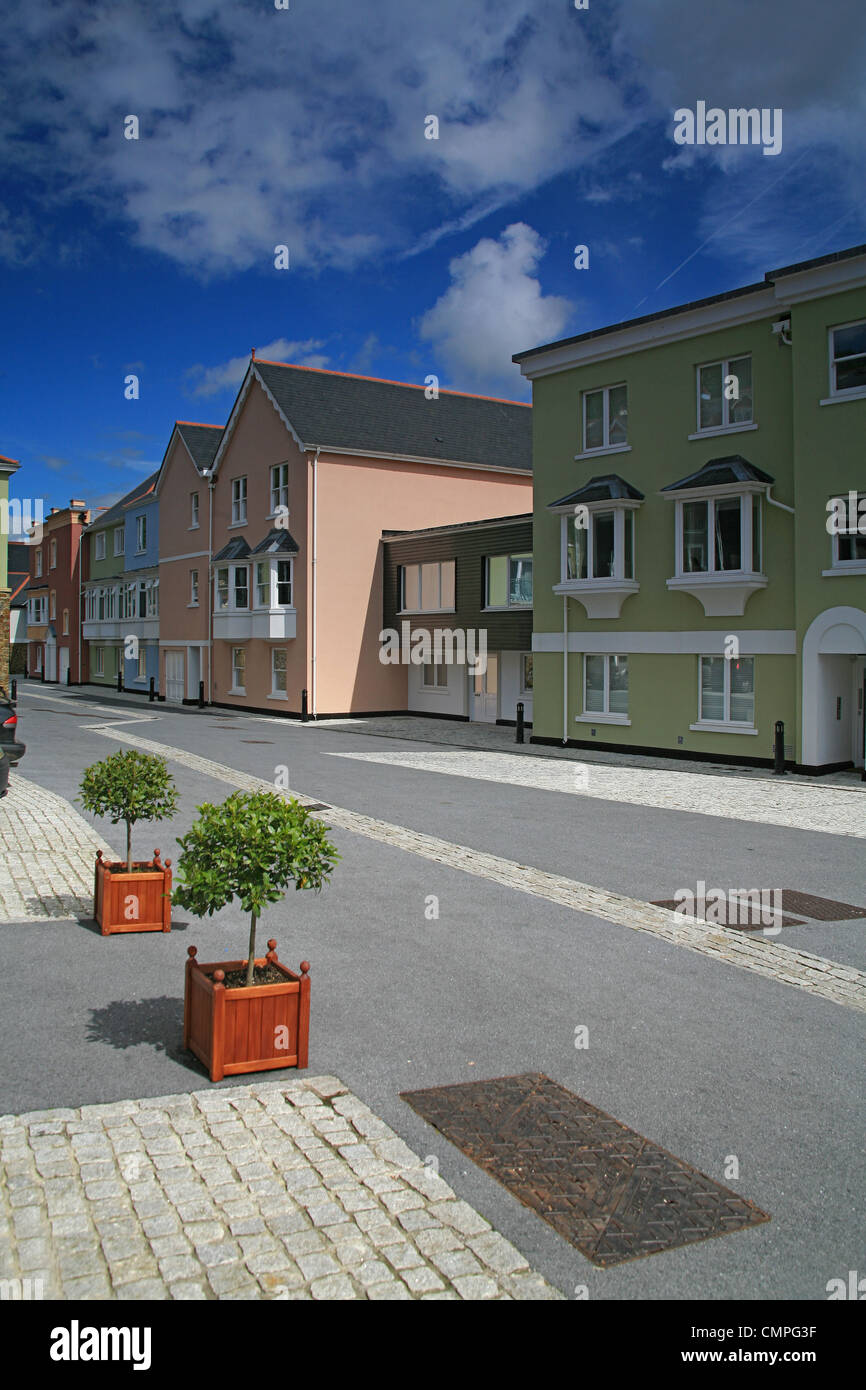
250;528;300;556
84;472;159;532
661;455;774;492
548;474;645;508
176;422;223;471
213;536;251;563
250;360;532;472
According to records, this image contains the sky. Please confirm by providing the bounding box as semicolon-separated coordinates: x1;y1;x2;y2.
2;0;865;515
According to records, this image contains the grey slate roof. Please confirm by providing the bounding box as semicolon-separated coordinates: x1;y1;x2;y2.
661;456;774;492
84;472;159;532
548;474;645;508
176;422;222;471
213;537;251;562
250;528;300;556
252;360;532;472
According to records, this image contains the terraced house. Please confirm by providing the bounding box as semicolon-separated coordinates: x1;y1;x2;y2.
515;243;866;774
82;474;160;691
25;501;90;684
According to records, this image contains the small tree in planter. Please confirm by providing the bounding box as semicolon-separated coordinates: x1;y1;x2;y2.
79;750;180;935
173;790;340;1082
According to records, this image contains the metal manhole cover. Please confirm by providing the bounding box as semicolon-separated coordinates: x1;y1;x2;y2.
301;802;330;812
240;740;273;744
779;889;866;921
401;1073;769;1267
651;899;804;929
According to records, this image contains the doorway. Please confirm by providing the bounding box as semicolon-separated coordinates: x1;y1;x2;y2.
165;651;185;703
471;653;498;722
59;648;70;685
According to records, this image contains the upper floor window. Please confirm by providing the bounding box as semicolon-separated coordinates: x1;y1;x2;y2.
190;569;199;605
486;553;533;607
830;321;866;396
566;509;635;581
215;565;249;610
62;608;69;636
146;580;159;618
697;355;753;431
49;538;57;569
254;559;293;609
231;477;247;525
135;515;147;552
678;494;761;576
190;493;200;529
93;534;105;562
400;560;455;612
35;549;43;577
114;527;125;556
582;384;628;452
84;590;96;622
827;491;866;569
50;591;56;620
270;464;289;515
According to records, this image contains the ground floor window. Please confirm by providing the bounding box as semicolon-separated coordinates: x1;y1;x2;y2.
422;662;448;689
584;654;628;715
231;647;246;693
520;653;534;692
92;647;104;676
34;646;43;674
136;649;147;680
271;647;287;695
699;655;755;724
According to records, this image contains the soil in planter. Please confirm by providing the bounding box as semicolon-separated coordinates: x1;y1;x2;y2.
106;863;161;874
210;963;287;989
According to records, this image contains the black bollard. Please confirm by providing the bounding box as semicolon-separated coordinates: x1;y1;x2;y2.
198;680;204;709
773;719;786;776
66;665;71;685
149;676;155;703
117;668;123;693
516;700;525;744
301;687;309;722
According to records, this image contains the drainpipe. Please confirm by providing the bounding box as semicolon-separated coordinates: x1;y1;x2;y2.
562;594;568;746
207;472;215;702
310;446;321;718
764;485;794;515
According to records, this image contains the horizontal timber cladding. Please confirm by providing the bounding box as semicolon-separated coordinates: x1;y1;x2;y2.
382;517;533;650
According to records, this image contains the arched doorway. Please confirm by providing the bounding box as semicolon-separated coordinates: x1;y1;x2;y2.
802;606;866;770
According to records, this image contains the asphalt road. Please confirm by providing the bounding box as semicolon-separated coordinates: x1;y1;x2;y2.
2;682;864;1301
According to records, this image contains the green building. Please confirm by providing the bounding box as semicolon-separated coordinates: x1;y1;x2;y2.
514;244;866;774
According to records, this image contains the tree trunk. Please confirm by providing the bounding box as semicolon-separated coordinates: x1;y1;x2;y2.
245;911;258;987
126;820;132;873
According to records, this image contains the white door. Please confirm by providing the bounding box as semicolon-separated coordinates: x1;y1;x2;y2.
59;648;70;685
165;651;185;703
188;646;201;700
44;639;57;682
854;663;865;768
471;653;498;722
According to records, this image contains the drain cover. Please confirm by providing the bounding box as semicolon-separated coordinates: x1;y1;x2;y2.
651;900;804;929
301;802;330;812
779;889;866;921
402;1073;769;1266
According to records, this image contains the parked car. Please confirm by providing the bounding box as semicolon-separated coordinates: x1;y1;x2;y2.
0;746;9;798
0;686;25;764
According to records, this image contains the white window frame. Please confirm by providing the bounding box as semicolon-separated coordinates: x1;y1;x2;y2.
519;653;533;695
399;561;455;614
581;383;628;454
49;538;57;569
93;534;105;562
484;553;533;609
92;646;104;676
35;549;43;577
673;490;762;579
560;506;637;583
146;579;159;619
190;493;200;529
692;654;757;733
826;492;866;574
136;648;147;681
270;646;288;697
113;527;125;557
62;608;69;636
828;319;866;399
34;644;43;673
578;653;630;724
231;476;248;526
231;646;246;694
135;514;147;553
270;464;289;516
49;591;56;621
694;354;754;435
190;569;199;606
421;661;448;690
215;567;229;611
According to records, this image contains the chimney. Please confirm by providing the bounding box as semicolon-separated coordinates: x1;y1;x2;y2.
70;499;86;507
251;347;256;360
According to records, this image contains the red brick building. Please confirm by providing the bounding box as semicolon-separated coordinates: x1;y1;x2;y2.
26;501;90;683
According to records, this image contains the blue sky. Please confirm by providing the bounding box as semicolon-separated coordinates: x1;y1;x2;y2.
2;0;864;514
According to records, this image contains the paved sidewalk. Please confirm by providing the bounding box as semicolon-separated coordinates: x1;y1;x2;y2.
0;1077;560;1301
0;775;110;923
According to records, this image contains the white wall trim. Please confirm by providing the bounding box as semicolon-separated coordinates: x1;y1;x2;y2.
533;629;797;655
801;605;866;765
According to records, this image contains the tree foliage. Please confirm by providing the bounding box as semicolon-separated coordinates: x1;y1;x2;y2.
79;750;179;870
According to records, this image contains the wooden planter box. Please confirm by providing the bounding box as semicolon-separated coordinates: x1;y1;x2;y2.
184;940;310;1083
93;849;172;936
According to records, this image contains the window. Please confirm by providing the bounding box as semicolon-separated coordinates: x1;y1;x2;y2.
486;553;533;607
136;515;147;552
565;510;635;581
190;493;200;529
50;591;56;621
582;384;628;452
123;582;136;620
231;477;247;525
520;653;533;693
190;570;199;606
678;495;761;575
62;609;69;636
399;561;455;612
233;565;249;609
276;560;292;606
34;645;43;673
830;321;866;395
35;549;43;576
421;662;448;688
253;559;292;608
270;464;289;515
30;595;47;624
699;655;755;726
93;647;104;676
49;539;57;569
146;580;159;618
85;590;96;622
256;562;270;608
137;581;147;619
231;647;245;692
216;568;229;610
113;527;124;556
271;647;287;695
697;356;753;431
137;649;147;680
829;492;866;568
97;586;117;621
583;654;628;717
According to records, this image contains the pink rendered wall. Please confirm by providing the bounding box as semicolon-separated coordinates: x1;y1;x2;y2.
313;453;532;713
158;434;213;645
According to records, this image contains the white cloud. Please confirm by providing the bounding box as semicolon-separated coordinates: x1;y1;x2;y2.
187;338;329;397
418;224;572;394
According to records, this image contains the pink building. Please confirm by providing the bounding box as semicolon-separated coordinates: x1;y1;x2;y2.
158;357;532;716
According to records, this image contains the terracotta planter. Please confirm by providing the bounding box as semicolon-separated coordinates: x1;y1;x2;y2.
93;848;172;936
184;940;310;1083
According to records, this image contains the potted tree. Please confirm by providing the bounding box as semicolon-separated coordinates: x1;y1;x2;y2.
173;790;339;1082
79;750;180;935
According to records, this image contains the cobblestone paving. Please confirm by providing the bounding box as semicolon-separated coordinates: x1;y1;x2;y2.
87;728;866;1014
323;747;866;839
0;775;110;923
0;1077;560;1301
